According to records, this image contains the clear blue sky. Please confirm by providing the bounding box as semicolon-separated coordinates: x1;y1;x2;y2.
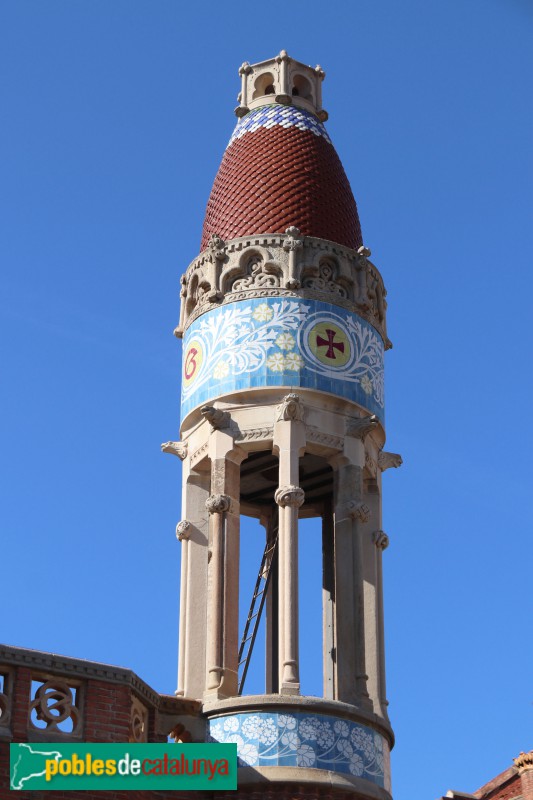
1;1;531;798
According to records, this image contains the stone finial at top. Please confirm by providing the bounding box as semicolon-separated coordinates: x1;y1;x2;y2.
235;52;328;121
514;751;533;772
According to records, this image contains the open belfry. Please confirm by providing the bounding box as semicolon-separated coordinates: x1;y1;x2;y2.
165;51;402;798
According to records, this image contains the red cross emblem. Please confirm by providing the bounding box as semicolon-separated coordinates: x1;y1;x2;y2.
316;328;345;360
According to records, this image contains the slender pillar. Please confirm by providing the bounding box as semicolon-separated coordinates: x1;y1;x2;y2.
330;447;372;709
322;498;335;700
273;394;306;695
176;461;210;699
205;429;246;700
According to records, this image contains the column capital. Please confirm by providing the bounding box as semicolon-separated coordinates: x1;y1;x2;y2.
275;485;305;508
205;494;231;514
373;530;390;550
176;520;191;541
276;393;304;422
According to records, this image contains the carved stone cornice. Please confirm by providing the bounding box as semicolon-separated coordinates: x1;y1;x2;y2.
275;486;305;508
175;520;191;541
205;495;231;514
276;393;304;422
306;427;343;451
161;441;188;460
346;501;371;523
201;405;232;431
514;751;533;772
373;530;390;550
178;234;389;346
346;415;379;441
378;451;403;471
235;427;274;444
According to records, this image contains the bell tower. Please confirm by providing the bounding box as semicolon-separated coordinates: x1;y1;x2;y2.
165;51;401;799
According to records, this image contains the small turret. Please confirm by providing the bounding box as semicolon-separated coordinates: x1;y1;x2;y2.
235;50;327;120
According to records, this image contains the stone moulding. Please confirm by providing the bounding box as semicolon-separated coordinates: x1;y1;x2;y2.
0;644;160;709
175;232;390;348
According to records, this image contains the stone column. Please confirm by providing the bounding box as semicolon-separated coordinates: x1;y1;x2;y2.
330;424;373;710
273;394;306;695
176;458;210;699
360;471;388;719
264;509;279;695
322;497;335;700
204;429;246;700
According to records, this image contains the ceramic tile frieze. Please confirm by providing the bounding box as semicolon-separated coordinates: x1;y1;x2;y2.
181;297;384;421
207;710;390;789
228;105;332;148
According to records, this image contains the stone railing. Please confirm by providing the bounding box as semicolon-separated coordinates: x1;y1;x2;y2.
0;644;202;748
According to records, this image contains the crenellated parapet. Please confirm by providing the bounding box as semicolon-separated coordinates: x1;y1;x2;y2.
175;230;390;348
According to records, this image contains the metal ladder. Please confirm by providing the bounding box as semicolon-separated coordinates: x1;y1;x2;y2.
237;514;278;695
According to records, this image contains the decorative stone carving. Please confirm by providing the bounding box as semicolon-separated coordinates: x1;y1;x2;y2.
346;414;379;441
205;494;231;514
161;441;188;459
514;751;533;771
378;451;403;470
208;234;227;263
302;257;348;298
190;442;209;466
307;428;343;451
346;501;371;523
276;393;304;422
283;226;303;289
275;486;305;508
176;520;191;541
129;696;148;743
373;530;390;550
29;679;81;735
201;405;231;430
179;233;389;344
235;427;274;443
231;255;281;291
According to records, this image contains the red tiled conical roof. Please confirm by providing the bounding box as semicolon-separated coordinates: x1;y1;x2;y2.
200;105;363;251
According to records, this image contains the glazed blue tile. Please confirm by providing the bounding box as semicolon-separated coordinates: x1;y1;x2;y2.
181;297;385;422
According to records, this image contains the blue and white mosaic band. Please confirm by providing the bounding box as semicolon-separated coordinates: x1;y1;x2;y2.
181;298;385;421
207;711;390;791
228;105;332;148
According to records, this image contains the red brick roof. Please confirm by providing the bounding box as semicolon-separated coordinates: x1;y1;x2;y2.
200;107;363;251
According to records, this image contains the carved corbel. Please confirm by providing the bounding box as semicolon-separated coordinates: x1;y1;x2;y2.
201;405;232;430
373;530;390;550
205;494;231;514
346;501;371;523
275;485;305;508
161;441;188;459
176;520;191;541
276;393;304;422
378;451;403;471
514;751;533;772
346;414;379;441
283;226;303;288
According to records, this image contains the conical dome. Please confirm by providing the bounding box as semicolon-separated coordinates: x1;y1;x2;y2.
200;104;363;251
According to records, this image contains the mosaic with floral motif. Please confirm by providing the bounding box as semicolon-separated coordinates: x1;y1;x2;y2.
207;711;390;790
181;298;385;421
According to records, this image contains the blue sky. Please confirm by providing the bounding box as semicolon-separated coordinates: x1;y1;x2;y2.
1;1;532;797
